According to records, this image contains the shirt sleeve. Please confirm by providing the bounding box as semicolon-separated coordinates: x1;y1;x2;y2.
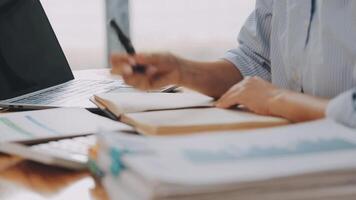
223;0;273;81
326;88;356;129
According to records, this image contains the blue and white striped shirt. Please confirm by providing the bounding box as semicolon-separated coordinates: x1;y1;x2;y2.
223;0;356;128
327;89;356;128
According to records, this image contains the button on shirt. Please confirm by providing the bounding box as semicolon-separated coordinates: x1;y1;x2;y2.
223;0;356;128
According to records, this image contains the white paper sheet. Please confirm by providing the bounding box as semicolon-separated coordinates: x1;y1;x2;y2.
0;108;130;143
99;120;356;186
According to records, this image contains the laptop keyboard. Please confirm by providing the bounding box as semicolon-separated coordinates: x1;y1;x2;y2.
11;80;129;105
30;135;97;164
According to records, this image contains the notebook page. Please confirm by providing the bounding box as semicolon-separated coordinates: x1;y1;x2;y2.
94;92;214;116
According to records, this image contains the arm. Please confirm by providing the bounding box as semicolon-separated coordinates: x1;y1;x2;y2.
184;0;274;97
111;0;273;97
223;0;273;82
216;76;329;123
269;89;329;122
111;53;242;98
177;59;242;98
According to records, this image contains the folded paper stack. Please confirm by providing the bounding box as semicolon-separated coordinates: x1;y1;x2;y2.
90;119;356;200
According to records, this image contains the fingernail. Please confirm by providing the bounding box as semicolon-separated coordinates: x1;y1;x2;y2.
128;58;136;66
123;66;133;75
147;67;157;76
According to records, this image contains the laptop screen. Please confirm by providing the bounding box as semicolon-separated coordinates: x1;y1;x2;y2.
0;0;74;100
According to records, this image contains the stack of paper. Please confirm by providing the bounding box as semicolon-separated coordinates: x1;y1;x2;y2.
92;120;356;200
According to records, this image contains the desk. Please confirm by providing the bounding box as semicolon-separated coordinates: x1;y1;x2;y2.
0;69;113;200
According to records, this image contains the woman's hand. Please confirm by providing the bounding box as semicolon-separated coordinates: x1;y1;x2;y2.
216;76;329;122
111;53;183;90
216;76;283;115
110;53;243;98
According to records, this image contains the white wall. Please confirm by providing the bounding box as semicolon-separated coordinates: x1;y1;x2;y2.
40;0;107;69
40;0;255;69
131;0;256;61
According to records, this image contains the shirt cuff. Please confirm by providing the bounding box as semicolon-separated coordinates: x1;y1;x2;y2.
326;89;356;129
223;47;271;81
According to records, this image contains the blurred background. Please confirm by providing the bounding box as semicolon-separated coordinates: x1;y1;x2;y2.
40;0;255;70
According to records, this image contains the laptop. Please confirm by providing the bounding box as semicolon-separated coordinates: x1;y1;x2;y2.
0;0;179;169
0;0;134;110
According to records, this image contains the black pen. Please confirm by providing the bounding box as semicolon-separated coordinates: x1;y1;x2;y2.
110;19;146;74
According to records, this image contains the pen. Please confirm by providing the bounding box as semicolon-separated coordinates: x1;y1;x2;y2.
110;19;146;74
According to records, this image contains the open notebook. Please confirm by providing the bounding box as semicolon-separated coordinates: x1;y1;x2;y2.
93;93;289;135
93;92;214;116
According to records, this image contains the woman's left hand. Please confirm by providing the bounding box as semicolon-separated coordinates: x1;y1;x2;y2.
215;76;283;115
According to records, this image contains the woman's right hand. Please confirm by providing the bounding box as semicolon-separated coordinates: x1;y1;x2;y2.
111;53;183;90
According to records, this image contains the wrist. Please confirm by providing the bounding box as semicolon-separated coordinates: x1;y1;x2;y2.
175;57;192;86
267;89;330;122
267;89;288;116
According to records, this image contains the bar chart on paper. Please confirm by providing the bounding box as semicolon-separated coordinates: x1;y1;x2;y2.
0;115;60;143
0;108;127;143
183;138;356;164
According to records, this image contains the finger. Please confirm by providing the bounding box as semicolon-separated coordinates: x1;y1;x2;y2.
123;73;143;86
128;57;136;66
123;74;151;90
217;89;235;104
146;65;158;77
127;65;159;89
134;53;160;66
150;75;170;89
133;74;151;90
137;79;151;91
111;64;133;76
122;74;136;86
216;84;242;106
216;85;245;108
111;54;130;65
111;54;133;75
216;92;243;108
